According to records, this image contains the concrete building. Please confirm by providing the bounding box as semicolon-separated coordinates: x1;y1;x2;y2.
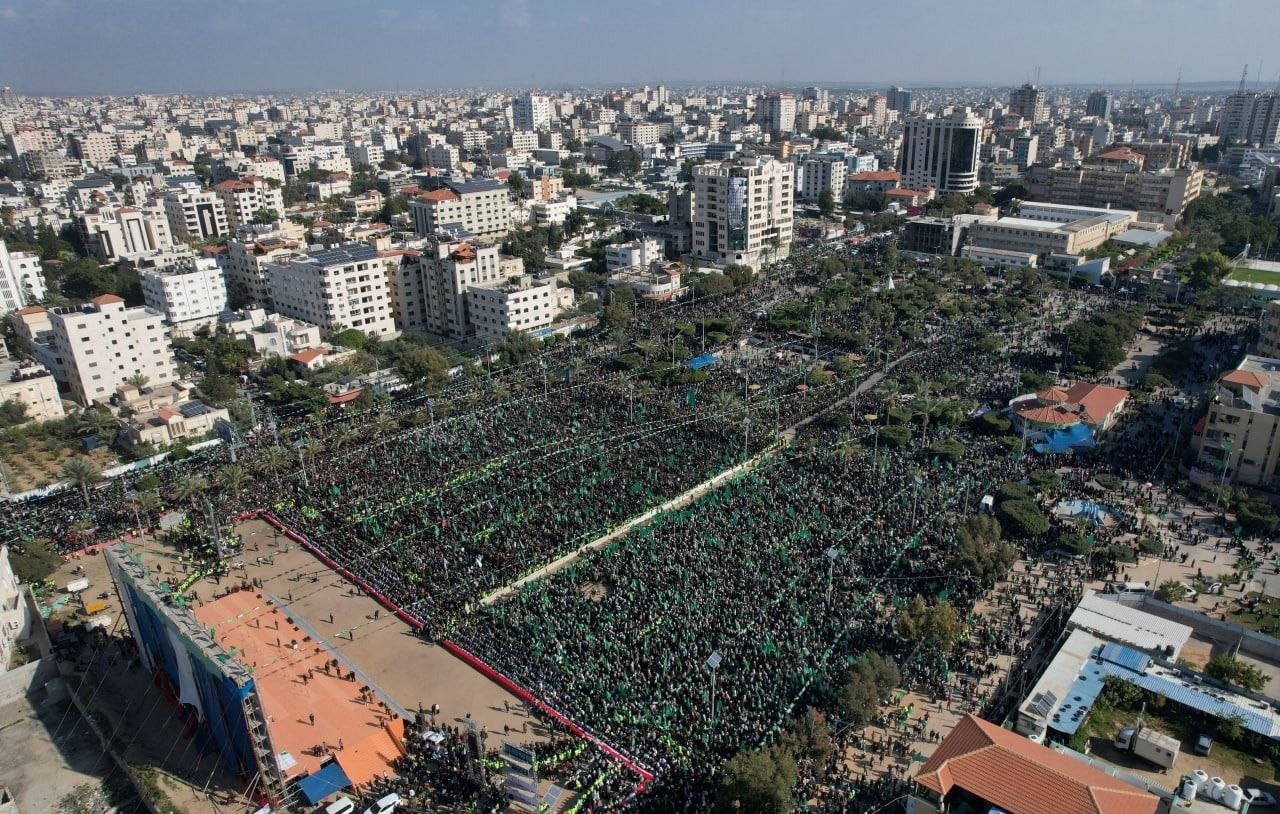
47;296;178;406
1195;355;1280;487
1220;91;1280;145
220;309;322;359
409;179;511;239
899;109;983;195
965;211;1127;262
468;274;565;343
1012;133;1038;169
71;131;117;166
0;240;46;314
531;194;577;228
214;176;285;229
1258;301;1280;359
513;93;552;131
796;153;847;203
266;244;396;338
140;257;228;334
692;157;793;270
77;205;175;263
21;150;77;181
0;358;64;423
425;143;461;171
0;545;33;676
1008;83;1048;123
122;400;230;449
218;234;300;308
886;87;914;113
755;92;797;134
389;240;508;338
163;187;230;242
606;238;664;271
1086;90;1113;120
1027;165;1203;226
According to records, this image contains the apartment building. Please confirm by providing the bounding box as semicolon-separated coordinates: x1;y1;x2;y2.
425;143;461;170
0;240;46;314
163;186;230;242
22;150;77;181
71;132;117;166
796;153;848;203
219;234;300;307
1008;83;1048;124
6;125;55;157
1220;92;1280;145
1259;301;1280;359
755;92;797;134
1027;165;1203;226
513;93;552;131
408;179;511;239
692;156;794;270
0;545;33;676
220;308;322;359
46;296;178;406
265;244;396;337
0;358;64;423
468;274;565;343
388;240;516;338
214;176;285;228
606;238;664;271
77;204;177;263
140;257;228;334
1194;355;1280;488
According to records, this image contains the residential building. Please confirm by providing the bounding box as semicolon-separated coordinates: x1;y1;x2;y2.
220;309;323;359
606;238;664;271
1012;133;1038;169
214;176;285;229
163;187;229;242
0;358;64;423
425;143;461;171
140;257;228;334
47;296;178;406
122;400;230;449
307;172;351;201
898;109;983;194
408;179;511;239
692;156;794;270
845;170;901;197
77;205;176;262
6;125;55;158
22;150;77;181
886;87;914;113
796;153;847;203
909;715;1160;814
71;132;117;166
513;93;552;131
218;234;300;307
531;194;576;228
468;273;565;343
525;174;565;202
755;92;797;134
1258;300;1280;358
1194;355;1280;487
266;244;396;337
0;240;46;314
608;263;683;302
0;545;33;676
1220;91;1280;145
1008;83;1048;123
390;240;507;338
1026;165;1203;226
1086;90;1113;120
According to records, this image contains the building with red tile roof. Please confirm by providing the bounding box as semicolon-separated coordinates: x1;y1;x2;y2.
1010;381;1128;433
911;715;1160;814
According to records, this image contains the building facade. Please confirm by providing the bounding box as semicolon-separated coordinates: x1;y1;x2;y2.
163;188;230;242
214;177;285;229
898;109;983;195
140;257;228;333
47;296;178;406
409;180;511;239
265;244;396;337
0;240;46;314
692;157;793;270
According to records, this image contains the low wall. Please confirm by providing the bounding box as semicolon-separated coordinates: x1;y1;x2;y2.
0;656;57;707
1101;593;1280;667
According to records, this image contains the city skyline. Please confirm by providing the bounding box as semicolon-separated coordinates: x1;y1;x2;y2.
1;0;1279;95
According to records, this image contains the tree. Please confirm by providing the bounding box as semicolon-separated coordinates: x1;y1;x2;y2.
62;458;101;506
0;399;29;428
506;172;525;199
1185;251;1232;291
896;596;964;651
953;515;1017;588
398;347;449;389
126;373;150;391
333;328;367;350
692;273;736;298
1156;580;1188;603
717;746;797;814
215;464;249;498
251;208;279;225
779;707;835;764
809;124;844;142
1206;654;1268;693
838;652;901;729
170;475;209;509
997;499;1051;538
817;188;836;218
197;373;236;406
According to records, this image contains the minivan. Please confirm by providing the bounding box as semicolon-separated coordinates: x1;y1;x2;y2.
363;793;401;814
324;797;356;814
1110;582;1148;595
1195;734;1213;756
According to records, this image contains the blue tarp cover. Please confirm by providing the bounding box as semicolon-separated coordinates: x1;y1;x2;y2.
1033;422;1095;454
298;761;352;805
688;353;717;370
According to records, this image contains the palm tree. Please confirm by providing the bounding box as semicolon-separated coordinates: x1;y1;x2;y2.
170;475;209;510
215;464;249;498
131;489;163;522
62;458;101;506
334;428;361;449
259;446;292;477
127;373;150;392
77;408;119;440
567;358;586;382
371;413;396;438
298;438;324;462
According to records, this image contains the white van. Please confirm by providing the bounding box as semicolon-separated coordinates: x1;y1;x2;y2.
324;797;356;814
363;793;401;814
1110;581;1148;595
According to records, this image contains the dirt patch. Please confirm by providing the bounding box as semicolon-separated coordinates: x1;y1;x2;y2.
581;582;608;602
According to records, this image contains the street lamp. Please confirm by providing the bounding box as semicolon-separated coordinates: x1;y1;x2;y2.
825;547;842;603
124;489;142;533
706;650;722;742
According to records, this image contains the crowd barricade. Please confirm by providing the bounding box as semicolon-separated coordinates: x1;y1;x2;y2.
243;508;654;794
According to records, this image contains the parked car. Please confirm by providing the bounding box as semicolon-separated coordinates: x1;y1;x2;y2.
1194;734;1213;756
362;793;401;814
1247;789;1277;807
325;797;356;814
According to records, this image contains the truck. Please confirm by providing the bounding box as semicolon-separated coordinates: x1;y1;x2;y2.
1115;725;1180;770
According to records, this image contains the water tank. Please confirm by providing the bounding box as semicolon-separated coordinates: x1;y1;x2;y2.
1208;777;1226;801
1179;776;1199;801
1223;785;1245;810
1193;769;1210;787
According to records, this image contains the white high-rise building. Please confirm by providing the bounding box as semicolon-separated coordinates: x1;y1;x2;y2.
899;109;984;195
47;296;178;406
0;240;46;314
77;205;176;263
163;187;230;242
1;545;33;675
692;157;794;270
1008;83;1048;124
220;234;300;308
1220;92;1280;145
140;257;228;333
513;93;552;131
390;240;507;338
408;180;512;239
796;154;848;203
756;92;797;134
266;244;396;337
213;176;285;229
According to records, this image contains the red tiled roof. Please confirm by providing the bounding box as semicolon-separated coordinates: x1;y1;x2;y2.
289;348;325;364
1064;382;1128;425
16;305;47;316
1098;147;1142;162
1221;369;1268;390
326;389;363;405
849;170;901;182
418;188;460;202
914;715;1160;814
1014;403;1079;426
214;179;253;191
90;294;124;305
1036;386;1071;403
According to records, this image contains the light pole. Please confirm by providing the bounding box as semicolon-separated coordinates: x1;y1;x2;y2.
125;489;142;533
825;547;841;603
294;439;310;489
706;650;722;743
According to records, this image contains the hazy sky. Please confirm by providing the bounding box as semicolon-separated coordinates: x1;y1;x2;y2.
2;0;1278;95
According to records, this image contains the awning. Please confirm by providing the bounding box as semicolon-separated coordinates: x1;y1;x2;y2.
296;761;352;805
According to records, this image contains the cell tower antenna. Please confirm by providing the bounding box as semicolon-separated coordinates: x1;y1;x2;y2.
1034;66;1041;86
1172;65;1182;106
1238;64;1249;95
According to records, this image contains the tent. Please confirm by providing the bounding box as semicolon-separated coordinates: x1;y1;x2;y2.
296;761;352;805
1033;422;1095;454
